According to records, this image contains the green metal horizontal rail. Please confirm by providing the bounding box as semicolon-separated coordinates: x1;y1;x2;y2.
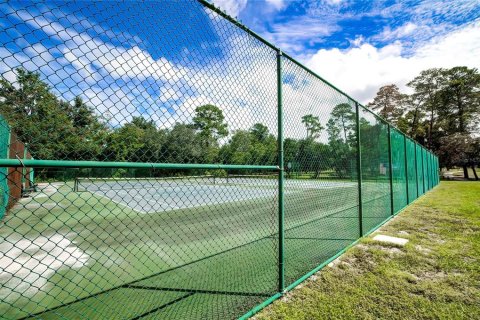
0;159;279;171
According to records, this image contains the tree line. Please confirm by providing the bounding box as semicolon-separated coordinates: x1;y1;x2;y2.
1;67;444;181
367;66;480;180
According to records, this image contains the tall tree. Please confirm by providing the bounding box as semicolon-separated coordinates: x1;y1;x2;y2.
249;123;269;142
0;69;74;159
396;94;426;142
162;123;203;163
61;96;108;159
367;84;405;125
439;66;480;135
407;69;446;149
327;103;356;146
301;114;323;140
192;104;228;148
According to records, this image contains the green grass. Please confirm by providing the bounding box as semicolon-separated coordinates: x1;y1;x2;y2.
256;181;480;320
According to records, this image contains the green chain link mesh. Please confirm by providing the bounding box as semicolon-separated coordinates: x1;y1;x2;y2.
282;57;359;288
0;0;439;319
359;109;391;234
390;128;408;213
406;138;418;202
416;143;425;195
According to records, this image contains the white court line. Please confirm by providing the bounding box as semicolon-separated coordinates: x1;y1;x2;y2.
86;181;348;214
88;190;149;214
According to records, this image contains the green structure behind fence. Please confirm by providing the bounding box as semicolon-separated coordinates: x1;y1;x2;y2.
0;1;439;319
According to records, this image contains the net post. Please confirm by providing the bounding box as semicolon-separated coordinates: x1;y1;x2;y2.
276;49;285;294
387;124;394;216
355;102;363;237
403;135;409;204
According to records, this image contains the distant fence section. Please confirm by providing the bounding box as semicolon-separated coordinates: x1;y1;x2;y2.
0;0;439;319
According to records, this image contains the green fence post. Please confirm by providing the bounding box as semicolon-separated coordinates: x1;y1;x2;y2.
414;142;419;198
387;124;394;215
426;150;430;191
355;102;363;236
403;135;409;204
422;148;426;192
277;49;285;293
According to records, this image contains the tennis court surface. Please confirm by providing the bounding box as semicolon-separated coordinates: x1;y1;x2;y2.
1;175;376;319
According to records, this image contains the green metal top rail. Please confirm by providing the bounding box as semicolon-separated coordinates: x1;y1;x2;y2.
0;159;279;170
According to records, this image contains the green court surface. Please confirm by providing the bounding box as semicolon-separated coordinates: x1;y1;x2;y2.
0;178;392;319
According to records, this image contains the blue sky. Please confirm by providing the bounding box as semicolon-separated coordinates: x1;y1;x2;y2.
1;0;479;139
214;0;480;101
218;0;480;56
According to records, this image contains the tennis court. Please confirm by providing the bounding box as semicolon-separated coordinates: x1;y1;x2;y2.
75;176;357;213
0;176;373;319
0;0;440;318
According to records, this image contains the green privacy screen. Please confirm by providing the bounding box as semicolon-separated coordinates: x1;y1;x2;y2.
0;115;9;219
0;1;440;319
416;143;425;195
359;109;391;234
390;128;408;213
406;138;418;202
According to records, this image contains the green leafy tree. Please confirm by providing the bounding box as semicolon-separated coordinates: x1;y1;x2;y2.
0;69;75;159
103;117;166;162
367;84;406;125
162;123;203;163
439;66;480;135
249;123;269;142
301;114;323;140
222;124;276;166
192;104;228;147
396;94;426;142
61;96;108;160
327;103;356;145
326;104;356;178
407;68;446;149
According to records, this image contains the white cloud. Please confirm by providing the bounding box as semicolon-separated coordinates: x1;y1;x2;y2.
323;0;343;6
4;2;282;139
305;21;480;104
375;22;418;42
265;0;286;11
263;15;340;54
212;0;248;17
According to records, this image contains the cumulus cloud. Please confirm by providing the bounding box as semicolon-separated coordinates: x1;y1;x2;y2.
305;21;480;104
2;1;282;139
212;0;248;17
265;0;286;11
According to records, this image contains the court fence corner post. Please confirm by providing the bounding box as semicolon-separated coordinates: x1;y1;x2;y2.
387;124;394;216
355;102;363;237
403;135;409;204
414;142;419;198
276;49;285;294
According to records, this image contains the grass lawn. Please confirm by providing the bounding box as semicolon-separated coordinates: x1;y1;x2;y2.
256;181;480;320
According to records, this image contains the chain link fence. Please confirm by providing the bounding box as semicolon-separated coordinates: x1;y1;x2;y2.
0;0;439;319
